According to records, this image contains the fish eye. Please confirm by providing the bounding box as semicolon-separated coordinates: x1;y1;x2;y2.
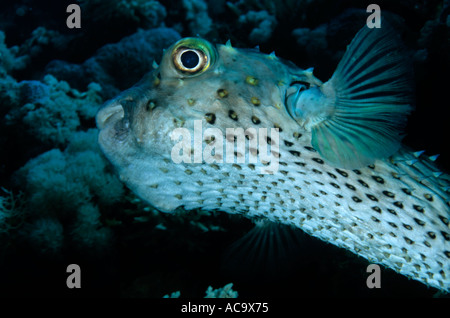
171;38;216;76
174;48;205;73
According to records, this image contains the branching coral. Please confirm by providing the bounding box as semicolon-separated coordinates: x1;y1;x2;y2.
17;129;124;214
0;188;24;236
204;283;238;298
16;128;124;251
0;31;29;77
5;75;102;145
45;27;180;99
182;0;212;36
238;10;277;44
25;217;64;255
79;0;166;29
163;283;238;298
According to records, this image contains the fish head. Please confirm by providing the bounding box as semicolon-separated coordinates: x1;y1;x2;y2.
96;37;317;212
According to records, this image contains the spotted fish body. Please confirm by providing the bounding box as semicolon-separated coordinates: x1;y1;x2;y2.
96;26;450;291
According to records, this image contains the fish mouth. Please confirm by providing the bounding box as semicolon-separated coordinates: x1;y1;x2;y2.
96;99;133;167
96;102;125;130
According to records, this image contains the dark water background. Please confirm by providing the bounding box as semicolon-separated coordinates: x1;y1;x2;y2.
0;0;448;298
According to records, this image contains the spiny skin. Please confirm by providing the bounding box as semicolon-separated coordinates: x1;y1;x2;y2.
97;39;450;291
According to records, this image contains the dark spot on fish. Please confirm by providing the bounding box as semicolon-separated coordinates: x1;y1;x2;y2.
293;132;302;139
413;205;424;214
304;146;317;152
327;172;337;179
205;113;216;124
382;191;395;198
229;110;238;121
427;232;436;239
357;179;369;188
289;150;301;157
250;96;261;106
442;231;450;241
251;115;261;124
284;140;294;147
353;169;361;175
388;222;398;228
371;216;380;223
404;237;414;245
371;206;382;213
312;169;322;174
330;182;340;189
312;158;324;164
294;161;306;167
335;168;348;177
403;224;413;230
217;88;228;98
372;176;384;184
352;196;362;203
444;251;450;259
438;215;449;226
393;201;404;209
413;218;426;226
145;100;157;112
345;183;356;191
424;193;433;202
387;209;397;215
274;123;283;132
402;188;412;195
366;194;378;201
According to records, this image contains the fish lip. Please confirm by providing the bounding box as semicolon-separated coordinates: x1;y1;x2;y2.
96;103;124;130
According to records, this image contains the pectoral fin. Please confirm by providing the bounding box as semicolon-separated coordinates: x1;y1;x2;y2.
311;24;413;169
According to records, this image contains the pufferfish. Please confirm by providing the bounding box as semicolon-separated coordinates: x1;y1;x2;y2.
96;24;450;291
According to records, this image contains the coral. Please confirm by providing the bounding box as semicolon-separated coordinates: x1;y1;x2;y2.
5;75;102;145
17;129;125;215
18;27;73;59
162;290;181;298
0;31;29;77
0;0;446;298
79;0;166;29
0;74;20;114
238;10;277;44
70;204;113;251
182;0;212;36
0;188;23;236
25;217;64;255
292;24;328;55
204;283;238;298
45;27;180;99
15;128;124;251
162;283;238;298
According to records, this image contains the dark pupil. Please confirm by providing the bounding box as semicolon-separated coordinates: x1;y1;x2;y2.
181;50;200;69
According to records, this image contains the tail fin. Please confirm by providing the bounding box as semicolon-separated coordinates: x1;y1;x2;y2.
311;24;413;169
